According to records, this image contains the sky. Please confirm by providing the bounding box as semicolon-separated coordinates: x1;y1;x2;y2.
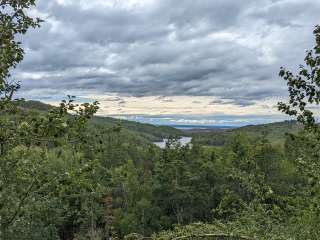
13;0;320;126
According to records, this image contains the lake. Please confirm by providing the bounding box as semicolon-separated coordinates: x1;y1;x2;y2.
153;137;192;149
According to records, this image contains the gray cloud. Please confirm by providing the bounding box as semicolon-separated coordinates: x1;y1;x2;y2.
104;97;123;102
14;0;320;106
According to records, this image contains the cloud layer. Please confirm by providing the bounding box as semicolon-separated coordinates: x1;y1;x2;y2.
12;0;320;124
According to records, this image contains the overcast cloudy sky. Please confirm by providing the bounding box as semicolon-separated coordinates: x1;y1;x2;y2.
14;0;320;126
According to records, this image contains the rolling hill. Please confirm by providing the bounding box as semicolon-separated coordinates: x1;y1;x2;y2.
18;100;181;142
190;120;303;146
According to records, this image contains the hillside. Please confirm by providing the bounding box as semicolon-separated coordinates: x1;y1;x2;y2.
18;100;181;142
190;120;303;146
91;116;181;141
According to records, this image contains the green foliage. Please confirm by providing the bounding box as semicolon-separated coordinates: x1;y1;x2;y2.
0;0;42;104
151;222;255;240
278;25;320;130
0;97;105;239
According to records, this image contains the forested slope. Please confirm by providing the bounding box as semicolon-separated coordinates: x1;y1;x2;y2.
19;100;181;142
191;120;302;146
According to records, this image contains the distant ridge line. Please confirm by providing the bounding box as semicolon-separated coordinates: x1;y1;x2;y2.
157;125;235;130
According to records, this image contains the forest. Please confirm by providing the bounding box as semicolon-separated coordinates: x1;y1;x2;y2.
1;1;320;240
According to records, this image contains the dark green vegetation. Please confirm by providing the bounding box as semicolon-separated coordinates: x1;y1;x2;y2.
19;100;182;142
191;120;303;147
1;1;320;239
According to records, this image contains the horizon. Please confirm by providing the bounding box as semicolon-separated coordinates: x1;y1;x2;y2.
21;99;294;127
110;114;293;128
15;0;320;125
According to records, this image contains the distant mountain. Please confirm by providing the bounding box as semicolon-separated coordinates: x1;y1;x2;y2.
18;100;53;112
18;100;182;142
190;120;303;146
